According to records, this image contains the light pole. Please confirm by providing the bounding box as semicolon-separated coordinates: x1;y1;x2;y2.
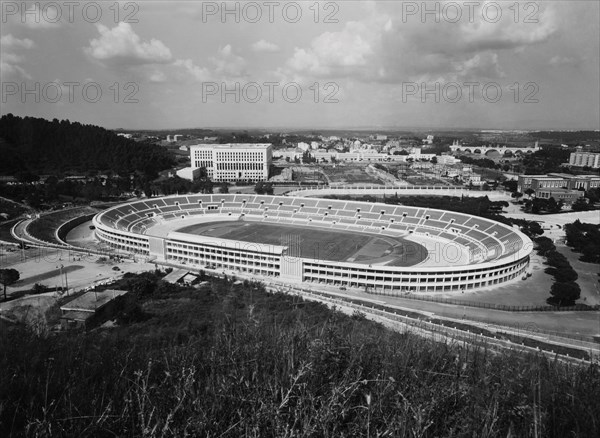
56;264;69;295
56;265;64;291
64;266;69;295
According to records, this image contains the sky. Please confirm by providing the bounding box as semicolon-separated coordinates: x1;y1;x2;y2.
1;1;599;130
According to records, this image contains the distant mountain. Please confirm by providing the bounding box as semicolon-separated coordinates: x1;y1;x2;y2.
0;114;175;176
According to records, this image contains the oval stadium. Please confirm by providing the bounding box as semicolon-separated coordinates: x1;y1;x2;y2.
92;194;533;294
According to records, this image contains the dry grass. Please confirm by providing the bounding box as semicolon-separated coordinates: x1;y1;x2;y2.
0;276;598;437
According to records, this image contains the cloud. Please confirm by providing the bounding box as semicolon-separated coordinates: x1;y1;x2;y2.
85;22;172;65
458;8;558;53
251;39;280;53
286;21;374;77
0;34;34;79
210;45;247;78
173;58;211;82
151;45;247;85
1;34;35;49
280;1;560;85
148;70;167;83
549;56;577;67
0;61;31;79
455;53;504;80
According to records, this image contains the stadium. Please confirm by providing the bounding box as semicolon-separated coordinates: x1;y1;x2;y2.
92;194;533;294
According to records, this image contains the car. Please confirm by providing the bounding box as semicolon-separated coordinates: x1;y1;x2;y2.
112;266;120;271
89;225;96;230
339;286;347;291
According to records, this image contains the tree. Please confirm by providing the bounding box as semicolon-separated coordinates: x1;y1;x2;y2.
301;150;315;164
219;182;229;194
586;188;600;204
254;181;266;194
32;283;48;294
264;182;274;195
548;282;580;307
571;197;590;211
0;268;20;300
525;188;535;198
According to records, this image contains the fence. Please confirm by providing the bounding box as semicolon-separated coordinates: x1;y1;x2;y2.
382;292;599;313
279;285;598;362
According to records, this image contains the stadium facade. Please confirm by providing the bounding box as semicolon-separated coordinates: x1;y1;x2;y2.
93;194;533;294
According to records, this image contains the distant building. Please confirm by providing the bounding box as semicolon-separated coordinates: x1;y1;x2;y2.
167;135;183;142
188;143;272;182
60;289;129;330
569;152;600;168
163;269;200;285
116;133;132;139
535;188;584;206
518;173;600;193
408;148;435;161
466;174;482;186
436;155;460;165
273;147;302;161
176;167;203;180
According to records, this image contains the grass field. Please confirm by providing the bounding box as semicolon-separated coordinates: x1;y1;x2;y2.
177;220;428;266
322;165;385;185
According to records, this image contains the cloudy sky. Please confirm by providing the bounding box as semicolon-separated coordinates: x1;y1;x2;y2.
1;1;598;130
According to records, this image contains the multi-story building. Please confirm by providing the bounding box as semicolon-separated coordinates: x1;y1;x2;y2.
517;173;600;200
535;188;584;206
436;155;460;165
569;152;600;168
189;143;272;182
548;173;600;191
529;176;567;191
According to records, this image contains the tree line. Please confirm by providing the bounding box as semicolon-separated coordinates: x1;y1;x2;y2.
564;220;600;264
0;114;174;177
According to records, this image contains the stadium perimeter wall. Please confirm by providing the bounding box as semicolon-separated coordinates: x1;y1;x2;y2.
284;186;512;200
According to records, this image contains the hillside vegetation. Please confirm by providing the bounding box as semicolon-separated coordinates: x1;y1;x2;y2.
0;114;174;176
1;273;598;437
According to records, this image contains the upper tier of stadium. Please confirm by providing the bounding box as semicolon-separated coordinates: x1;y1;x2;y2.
95;194;531;265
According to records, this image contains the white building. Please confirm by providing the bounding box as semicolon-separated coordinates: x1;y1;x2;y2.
188;143;272;182
569;152;600;168
422;135;434;145
408;147;435;161
176;167;203;180
297;142;310;151
436;155;460;165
